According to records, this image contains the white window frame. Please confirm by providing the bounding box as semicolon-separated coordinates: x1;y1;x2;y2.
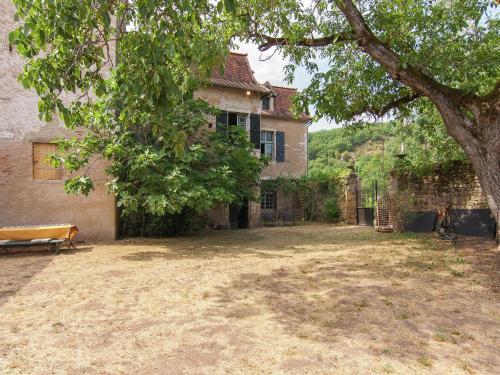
237;113;248;131
260;130;275;161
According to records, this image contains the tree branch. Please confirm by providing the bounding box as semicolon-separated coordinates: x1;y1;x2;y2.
335;0;474;108
351;93;421;118
257;32;353;52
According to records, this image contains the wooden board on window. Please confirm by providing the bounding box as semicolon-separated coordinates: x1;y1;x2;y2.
33;143;61;180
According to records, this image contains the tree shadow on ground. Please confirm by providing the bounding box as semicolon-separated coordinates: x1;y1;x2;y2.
0;246;93;308
210;237;499;372
120;226;421;261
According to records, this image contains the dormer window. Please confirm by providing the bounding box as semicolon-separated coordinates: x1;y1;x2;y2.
262;96;270;111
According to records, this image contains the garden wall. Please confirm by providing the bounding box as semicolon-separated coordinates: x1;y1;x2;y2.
390;162;495;237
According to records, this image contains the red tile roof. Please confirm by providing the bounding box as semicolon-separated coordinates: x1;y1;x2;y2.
209;52;269;93
209;52;311;121
262;85;312;121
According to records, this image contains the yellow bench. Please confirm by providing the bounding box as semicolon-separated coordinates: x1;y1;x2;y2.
0;224;78;253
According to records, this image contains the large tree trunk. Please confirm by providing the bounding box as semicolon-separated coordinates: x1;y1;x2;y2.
337;0;500;240
441;102;500;240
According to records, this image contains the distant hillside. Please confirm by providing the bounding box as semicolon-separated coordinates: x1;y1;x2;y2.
308;123;395;187
307;119;466;189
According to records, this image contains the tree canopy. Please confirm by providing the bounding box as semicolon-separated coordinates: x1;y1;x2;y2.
240;0;499;227
10;0;264;217
242;0;498;121
9;0;499;228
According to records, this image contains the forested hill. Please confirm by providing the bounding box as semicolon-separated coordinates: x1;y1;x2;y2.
308;123;395;187
308;119;466;189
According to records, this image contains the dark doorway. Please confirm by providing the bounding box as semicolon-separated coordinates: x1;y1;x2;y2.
229;201;249;229
357;208;374;226
356;179;376;227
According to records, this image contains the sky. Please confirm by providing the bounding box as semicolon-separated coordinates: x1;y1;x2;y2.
234;41;334;132
233;4;500;133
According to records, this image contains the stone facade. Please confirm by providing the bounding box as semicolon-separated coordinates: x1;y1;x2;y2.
0;1;117;241
390;163;488;212
260;116;308;178
1;13;308;238
340;172;359;225
197;54;310;229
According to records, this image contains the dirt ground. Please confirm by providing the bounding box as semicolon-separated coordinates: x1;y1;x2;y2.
0;225;498;375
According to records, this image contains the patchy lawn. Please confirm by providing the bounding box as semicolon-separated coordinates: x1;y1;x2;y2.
0;225;498;374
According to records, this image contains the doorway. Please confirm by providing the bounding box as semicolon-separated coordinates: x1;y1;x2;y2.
229;201;249;229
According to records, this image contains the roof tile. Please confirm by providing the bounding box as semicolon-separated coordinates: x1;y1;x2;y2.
209;53;310;121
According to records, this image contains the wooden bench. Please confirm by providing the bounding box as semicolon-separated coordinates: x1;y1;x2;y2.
0;238;65;254
0;224;78;253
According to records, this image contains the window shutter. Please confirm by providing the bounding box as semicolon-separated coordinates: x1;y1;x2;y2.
216;110;228;135
249;113;260;149
33;143;61;180
276;131;285;162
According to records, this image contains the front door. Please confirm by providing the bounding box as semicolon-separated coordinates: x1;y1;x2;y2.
229;201;249;229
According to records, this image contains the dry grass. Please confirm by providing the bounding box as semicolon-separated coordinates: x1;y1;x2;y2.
0;224;498;374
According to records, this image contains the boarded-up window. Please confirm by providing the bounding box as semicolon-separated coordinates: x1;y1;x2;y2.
33;143;62;180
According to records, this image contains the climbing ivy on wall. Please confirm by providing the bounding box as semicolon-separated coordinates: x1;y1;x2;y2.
262;175;343;222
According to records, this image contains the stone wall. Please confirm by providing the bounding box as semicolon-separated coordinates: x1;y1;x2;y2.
390;163;488;212
0;1;117;241
340;172;358;225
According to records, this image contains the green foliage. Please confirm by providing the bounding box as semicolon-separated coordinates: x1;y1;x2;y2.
386;109;468;178
263;174;342;222
308;122;395;187
10;0;264;220
308;114;467;189
121;208;208;237
324;196;341;222
238;0;498;122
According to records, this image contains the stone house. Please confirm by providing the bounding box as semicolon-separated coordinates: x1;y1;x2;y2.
196;52;311;229
1;1;309;241
0;2;117;241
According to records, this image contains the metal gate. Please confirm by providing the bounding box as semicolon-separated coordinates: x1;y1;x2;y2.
356;180;376;226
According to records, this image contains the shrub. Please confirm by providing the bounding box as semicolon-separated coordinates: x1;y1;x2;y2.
324;197;341;222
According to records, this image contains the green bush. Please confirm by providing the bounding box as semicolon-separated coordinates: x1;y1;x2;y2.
324;197;341;222
120;208;207;237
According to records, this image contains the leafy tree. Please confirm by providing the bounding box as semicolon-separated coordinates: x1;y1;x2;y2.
308;115;467;191
240;0;499;230
9;0;264;219
262;174;342;222
386;111;468;177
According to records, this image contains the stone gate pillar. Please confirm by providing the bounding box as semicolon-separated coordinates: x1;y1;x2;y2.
341;172;358;225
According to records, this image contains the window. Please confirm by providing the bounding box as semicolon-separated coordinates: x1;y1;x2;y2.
237;113;247;130
226;112;248;131
261;96;270;110
33;143;62;180
261;190;276;210
260;131;274;160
